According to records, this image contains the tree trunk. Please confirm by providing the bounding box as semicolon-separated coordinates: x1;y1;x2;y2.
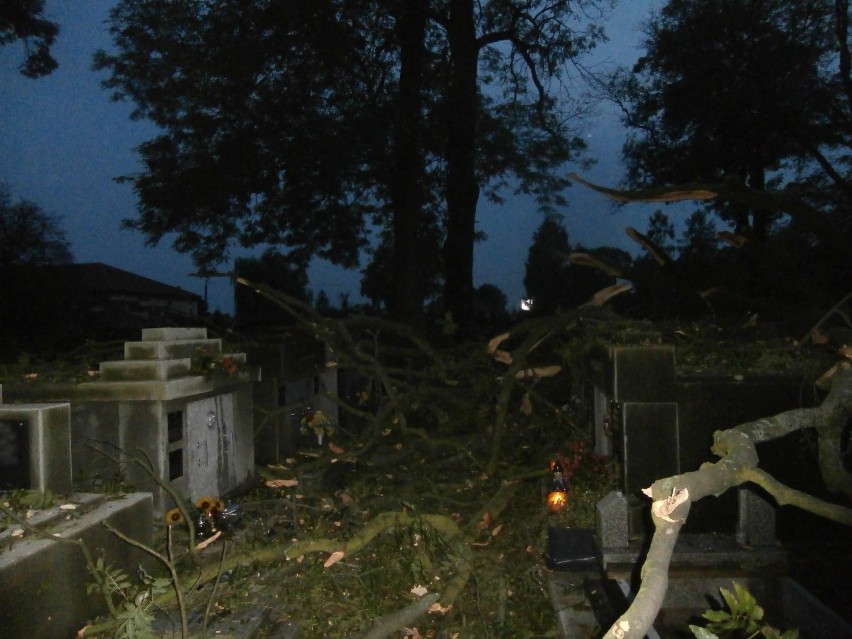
443;0;479;331
389;0;429;323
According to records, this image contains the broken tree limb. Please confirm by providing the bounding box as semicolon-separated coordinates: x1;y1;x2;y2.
360;593;441;639
601;364;852;639
276;481;518;639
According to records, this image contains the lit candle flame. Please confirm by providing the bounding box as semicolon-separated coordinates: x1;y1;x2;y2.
547;489;568;513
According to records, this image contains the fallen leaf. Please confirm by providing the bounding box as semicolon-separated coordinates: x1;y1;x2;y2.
492;349;513;365
581;283;633;307
267;464;288;471
716;230;747;248
491;523;504;537
25;509;36;519
810;328;830;345
10;528;24;538
195;530;222;551
410;585;429;597
519;394;533;416
839;344;852;359
567;252;623;277
487;332;511;354
515;365;562;379
476;512;494;531
323;550;345;568
817;364;839;387
569;172;718;203
59;503;77;510
428;602;452;614
266;478;299;488
402;627;422;639
328;442;345;454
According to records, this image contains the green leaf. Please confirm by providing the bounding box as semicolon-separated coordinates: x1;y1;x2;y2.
702;610;731;622
689;625;720;639
719;586;737;612
733;581;760;618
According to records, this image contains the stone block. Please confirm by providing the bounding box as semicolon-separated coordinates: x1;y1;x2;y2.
620;402;679;494
546;527;600;571
99;358;191;381
124;337;222;361
0;493;153;639
736;485;776;546
596;490;629;548
0;403;72;495
609;345;676;402
142;326;208;341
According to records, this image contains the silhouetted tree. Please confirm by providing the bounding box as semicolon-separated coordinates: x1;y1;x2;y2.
612;0;837;239
95;0;612;327
472;283;509;329
234;251;311;328
644;210;676;257
0;185;73;268
524;215;573;314
0;0;58;77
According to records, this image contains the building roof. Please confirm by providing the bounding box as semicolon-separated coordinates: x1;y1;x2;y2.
23;262;202;301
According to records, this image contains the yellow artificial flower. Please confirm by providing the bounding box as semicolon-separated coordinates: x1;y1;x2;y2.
195;496;218;512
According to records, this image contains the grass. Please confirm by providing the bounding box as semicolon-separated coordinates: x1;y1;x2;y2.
136;425;617;639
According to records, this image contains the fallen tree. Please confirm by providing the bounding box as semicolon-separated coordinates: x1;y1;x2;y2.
602;363;852;639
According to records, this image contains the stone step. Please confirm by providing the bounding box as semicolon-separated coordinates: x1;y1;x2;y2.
99;358;192;382
142;327;208;341
124;338;222;361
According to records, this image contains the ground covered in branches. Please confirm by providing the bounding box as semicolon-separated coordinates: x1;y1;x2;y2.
146;425;617;639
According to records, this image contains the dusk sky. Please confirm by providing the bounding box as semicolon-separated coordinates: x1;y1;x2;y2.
0;1;667;315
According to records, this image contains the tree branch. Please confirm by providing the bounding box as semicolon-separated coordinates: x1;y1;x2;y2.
602;364;852;639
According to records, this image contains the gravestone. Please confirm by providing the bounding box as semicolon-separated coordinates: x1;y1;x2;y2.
4;328;255;513
0;403;72;495
590;344;679;494
595;490;629;549
249;338;339;462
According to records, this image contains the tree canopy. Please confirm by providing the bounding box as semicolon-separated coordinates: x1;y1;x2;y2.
524;215;572;314
611;0;840;238
94;0;613;325
0;0;59;78
0;184;73;268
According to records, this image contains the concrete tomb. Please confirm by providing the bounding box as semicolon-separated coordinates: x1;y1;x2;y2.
4;327;255;513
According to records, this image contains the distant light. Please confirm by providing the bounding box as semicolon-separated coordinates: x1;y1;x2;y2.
520;298;534;311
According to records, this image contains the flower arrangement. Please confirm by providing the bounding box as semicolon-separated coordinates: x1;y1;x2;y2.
192;346;239;378
300;407;336;445
163;495;240;539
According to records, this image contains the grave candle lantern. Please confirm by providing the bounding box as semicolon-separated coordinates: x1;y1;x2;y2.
546;459;569;514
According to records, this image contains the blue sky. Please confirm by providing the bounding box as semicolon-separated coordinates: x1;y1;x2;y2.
0;1;666;315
